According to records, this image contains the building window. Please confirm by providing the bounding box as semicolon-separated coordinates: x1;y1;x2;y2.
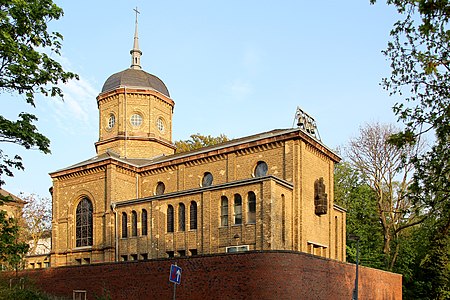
130;113;143;127
247;192;256;224
157;117;165;132
167;205;174;233
76;197;93;247
122;212;128;238
156;181;165;195
220;196;228;227
108;113;115;129
202;172;213;187
226;245;249;253
254;161;268;177
190;201;197;230
179;203;185;231
131;211;138;237
234;194;242;225
142;209;148;236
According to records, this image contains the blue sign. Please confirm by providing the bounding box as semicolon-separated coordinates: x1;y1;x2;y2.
169;264;182;285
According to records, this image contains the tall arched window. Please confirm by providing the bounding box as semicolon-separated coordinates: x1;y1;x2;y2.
131;211;138;237
234;194;242;225
190;201;197;230
220;196;228;227
122;212;128;238
247;192;256;224
179;203;186;231
76;197;93;247
142;209;148;236
167;205;174;233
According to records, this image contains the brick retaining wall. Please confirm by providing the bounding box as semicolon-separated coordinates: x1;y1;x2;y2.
3;251;401;299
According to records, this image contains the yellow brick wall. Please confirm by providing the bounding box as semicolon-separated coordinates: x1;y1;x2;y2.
51;133;344;267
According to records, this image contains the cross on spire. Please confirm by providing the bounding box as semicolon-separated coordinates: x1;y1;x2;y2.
130;7;142;70
133;7;140;24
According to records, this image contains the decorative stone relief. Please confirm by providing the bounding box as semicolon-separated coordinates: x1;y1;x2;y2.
314;177;328;215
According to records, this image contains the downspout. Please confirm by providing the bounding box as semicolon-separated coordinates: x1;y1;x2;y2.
111;203;118;262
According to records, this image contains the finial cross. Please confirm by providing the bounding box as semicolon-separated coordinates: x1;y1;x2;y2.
133;7;140;24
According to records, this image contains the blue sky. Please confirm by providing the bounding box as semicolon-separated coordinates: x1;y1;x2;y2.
2;1;401;198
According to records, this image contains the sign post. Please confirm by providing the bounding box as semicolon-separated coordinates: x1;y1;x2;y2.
169;263;182;300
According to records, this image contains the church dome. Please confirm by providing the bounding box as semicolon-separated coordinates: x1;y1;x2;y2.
101;68;170;97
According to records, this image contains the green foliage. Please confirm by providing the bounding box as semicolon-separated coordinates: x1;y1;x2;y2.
334;162;385;269
0;209;29;271
174;133;229;153
371;1;450;297
0;0;78;186
0;278;56;300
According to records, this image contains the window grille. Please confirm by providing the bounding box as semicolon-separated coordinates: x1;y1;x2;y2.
76;198;93;247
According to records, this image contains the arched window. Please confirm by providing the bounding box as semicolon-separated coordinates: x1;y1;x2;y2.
190;201;197;230
156;181;165;195
122;212;128;238
234;194;242;225
179;203;186;231
76;197;93;247
247;192;256;224
254;161;268;177
142;209;148;236
220;196;228;227
131;211;138;237
167;205;174;233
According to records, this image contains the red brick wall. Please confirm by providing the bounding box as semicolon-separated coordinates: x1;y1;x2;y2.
5;251;401;299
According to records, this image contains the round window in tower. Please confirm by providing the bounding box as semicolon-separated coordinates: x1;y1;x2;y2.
130;113;143;127
156;117;165;133
107;114;116;129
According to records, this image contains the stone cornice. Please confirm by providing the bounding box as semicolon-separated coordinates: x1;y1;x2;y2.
113;175;294;207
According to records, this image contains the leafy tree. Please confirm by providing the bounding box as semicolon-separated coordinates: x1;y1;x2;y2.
345;122;424;270
0;0;78;186
334;162;385;269
175;133;229;153
0;198;29;271
371;1;450;296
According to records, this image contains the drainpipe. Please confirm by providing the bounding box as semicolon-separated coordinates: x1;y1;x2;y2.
111;203;118;262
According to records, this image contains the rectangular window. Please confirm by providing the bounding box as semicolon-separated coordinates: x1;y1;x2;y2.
121;255;128;262
131;254;138;261
178;250;186;257
140;253;148;260
166;251;174;258
226;245;249;253
73;290;87;300
190;249;198;256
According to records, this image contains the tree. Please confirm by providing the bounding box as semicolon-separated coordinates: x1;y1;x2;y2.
0;198;29;271
345;122;424;270
20;194;51;255
174;133;229;153
371;1;450;296
0;0;78;186
334;162;385;269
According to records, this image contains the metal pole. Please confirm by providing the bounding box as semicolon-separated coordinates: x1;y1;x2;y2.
173;262;177;300
353;239;359;300
173;282;176;300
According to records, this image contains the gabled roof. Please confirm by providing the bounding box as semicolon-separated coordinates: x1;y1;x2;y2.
50;128;340;177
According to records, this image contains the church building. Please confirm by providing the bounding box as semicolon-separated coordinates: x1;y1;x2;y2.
49;16;346;267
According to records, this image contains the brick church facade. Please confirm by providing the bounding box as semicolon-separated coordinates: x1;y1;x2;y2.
49;17;346;267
